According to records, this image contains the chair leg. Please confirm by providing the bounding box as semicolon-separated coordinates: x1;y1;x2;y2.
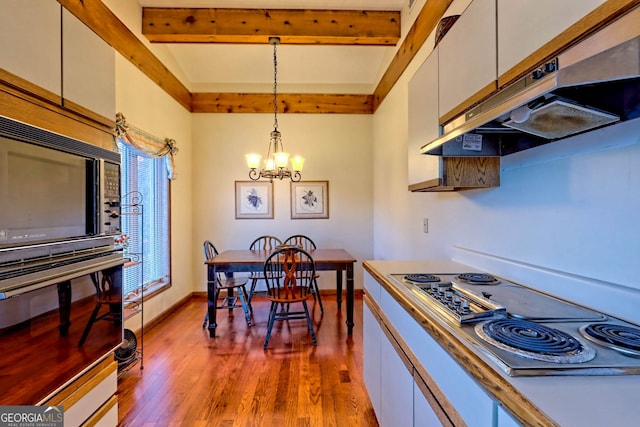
202;312;209;329
302;300;317;346
242;286;253;315
313;279;324;313
248;279;258;304
264;301;278;350
237;288;252;326
227;288;235;313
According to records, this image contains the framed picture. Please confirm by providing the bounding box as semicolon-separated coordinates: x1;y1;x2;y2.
235;181;273;219
290;180;329;219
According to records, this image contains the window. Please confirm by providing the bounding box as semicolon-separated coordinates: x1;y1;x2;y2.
117;140;170;299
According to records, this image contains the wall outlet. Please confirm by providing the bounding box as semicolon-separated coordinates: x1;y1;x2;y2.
423;218;429;233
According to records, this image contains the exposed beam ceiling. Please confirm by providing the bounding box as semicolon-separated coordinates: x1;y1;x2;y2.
142;8;401;45
59;0;454;114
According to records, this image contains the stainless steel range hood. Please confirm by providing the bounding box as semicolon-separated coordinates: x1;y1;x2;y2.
421;8;640;157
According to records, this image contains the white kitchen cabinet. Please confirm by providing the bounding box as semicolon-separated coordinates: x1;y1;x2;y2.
380;326;414;427
0;0;61;97
363;303;382;419
62;8;115;120
438;0;497;120
413;373;445;427
497;0;606;76
407;44;500;192
366;298;434;427
45;357;118;427
497;404;522;427
408;48;440;187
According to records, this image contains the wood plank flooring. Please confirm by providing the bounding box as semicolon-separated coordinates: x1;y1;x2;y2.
117;293;379;426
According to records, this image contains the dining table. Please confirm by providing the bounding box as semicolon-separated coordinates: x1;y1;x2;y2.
205;248;356;338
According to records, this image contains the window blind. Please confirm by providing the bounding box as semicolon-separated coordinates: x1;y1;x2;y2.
117;141;170;297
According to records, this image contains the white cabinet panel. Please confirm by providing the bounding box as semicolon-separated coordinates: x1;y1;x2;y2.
380;328;414;427
62;9;115;119
497;0;606;76
363;303;382;418
438;0;496;118
62;367;117;427
414;374;444;427
408;48;440;185
497;403;522;427
364;269;382;302
0;0;61;95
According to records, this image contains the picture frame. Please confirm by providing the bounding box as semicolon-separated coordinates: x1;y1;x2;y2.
235;181;273;219
290;180;329;219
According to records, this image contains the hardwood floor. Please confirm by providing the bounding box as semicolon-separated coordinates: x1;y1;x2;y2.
117;292;379;426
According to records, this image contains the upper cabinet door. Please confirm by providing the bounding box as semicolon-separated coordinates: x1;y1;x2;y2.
438;0;497;122
497;0;606;77
407;48;440;186
0;0;61;99
62;9;115;121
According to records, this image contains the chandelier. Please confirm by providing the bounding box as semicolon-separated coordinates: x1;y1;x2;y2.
246;37;304;182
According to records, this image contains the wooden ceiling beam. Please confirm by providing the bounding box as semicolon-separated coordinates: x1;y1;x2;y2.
141;8;400;45
192;93;373;114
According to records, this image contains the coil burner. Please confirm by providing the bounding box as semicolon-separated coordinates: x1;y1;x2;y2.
404;274;441;284
456;273;500;285
475;319;596;363
579;323;640;358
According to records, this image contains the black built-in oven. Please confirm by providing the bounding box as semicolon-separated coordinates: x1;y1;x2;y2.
0;115;125;404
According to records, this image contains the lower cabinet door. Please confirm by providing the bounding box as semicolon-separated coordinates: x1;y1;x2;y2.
363;303;382;418
497;404;522;427
380;326;414;427
413;374;445;427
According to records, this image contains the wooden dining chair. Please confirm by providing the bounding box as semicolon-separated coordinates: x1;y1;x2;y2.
247;235;283;302
263;247;318;349
202;240;252;328
283;234;324;313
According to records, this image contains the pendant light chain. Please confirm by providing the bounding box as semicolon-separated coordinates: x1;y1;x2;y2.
272;38;278;133
246;36;303;182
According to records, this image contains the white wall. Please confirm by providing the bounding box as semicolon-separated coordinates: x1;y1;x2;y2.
191;113;374;293
112;38;193;328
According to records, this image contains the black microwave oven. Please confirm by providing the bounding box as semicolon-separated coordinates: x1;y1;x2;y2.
0;115;121;251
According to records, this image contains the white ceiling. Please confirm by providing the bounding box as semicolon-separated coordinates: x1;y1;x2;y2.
135;0;413;93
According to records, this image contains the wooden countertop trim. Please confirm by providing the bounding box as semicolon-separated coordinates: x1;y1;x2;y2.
363;261;559;427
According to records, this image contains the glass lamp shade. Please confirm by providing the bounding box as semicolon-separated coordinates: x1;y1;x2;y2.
291;155;305;171
274;151;290;168
246;153;262;169
265;158;276;170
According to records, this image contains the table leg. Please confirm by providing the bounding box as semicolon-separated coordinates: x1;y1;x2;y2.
207;265;219;338
346;263;354;335
336;270;343;310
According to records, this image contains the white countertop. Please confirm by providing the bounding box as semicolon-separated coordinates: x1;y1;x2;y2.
364;259;640;427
